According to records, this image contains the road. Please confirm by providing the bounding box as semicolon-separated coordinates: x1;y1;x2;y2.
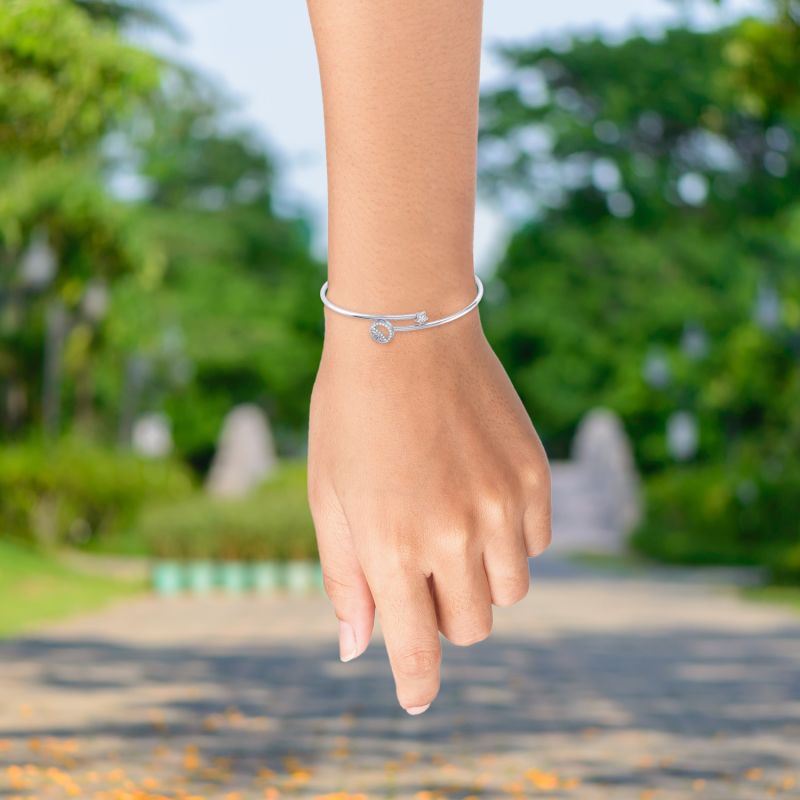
1;554;799;799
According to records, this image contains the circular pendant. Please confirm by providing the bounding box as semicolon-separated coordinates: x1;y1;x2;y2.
369;318;395;344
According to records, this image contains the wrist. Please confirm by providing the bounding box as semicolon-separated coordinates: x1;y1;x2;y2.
321;271;485;348
324;258;477;318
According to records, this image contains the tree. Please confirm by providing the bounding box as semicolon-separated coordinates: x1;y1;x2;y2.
724;0;800;119
99;74;323;466
479;19;800;567
71;0;177;33
0;0;159;155
0;0;161;435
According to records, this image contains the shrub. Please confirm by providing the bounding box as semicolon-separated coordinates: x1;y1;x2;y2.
0;439;194;548
772;543;800;584
138;461;317;561
632;465;800;573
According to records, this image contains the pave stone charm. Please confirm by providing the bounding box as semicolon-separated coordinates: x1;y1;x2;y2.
369;318;395;344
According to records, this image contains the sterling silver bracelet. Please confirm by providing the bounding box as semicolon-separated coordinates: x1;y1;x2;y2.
320;275;484;345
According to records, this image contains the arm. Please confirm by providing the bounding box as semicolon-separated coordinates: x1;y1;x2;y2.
308;0;480;312
306;0;551;714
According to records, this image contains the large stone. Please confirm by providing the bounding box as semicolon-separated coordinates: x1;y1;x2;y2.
206;404;277;498
571;407;642;536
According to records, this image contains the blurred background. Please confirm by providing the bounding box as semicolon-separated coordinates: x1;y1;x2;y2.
0;0;798;626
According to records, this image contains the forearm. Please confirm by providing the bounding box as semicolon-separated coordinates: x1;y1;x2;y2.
307;0;483;316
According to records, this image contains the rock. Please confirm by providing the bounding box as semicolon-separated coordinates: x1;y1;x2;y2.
206;404;277;498
571;407;642;536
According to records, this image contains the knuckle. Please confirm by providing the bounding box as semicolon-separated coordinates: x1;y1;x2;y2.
493;578;530;607
372;544;415;577
447;622;492;647
436;526;473;561
527;527;552;557
521;459;551;496
394;646;440;679
321;571;355;602
477;491;513;525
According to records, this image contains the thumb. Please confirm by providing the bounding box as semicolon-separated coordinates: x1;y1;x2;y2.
309;484;375;662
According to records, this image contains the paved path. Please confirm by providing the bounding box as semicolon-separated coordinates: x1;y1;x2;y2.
1;556;799;800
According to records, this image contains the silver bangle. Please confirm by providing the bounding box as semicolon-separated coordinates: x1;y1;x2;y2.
320;275;484;345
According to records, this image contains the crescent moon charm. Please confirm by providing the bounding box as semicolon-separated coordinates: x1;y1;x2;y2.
369;318;395;344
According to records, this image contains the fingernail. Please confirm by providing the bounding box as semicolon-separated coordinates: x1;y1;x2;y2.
405;703;431;716
338;620;358;662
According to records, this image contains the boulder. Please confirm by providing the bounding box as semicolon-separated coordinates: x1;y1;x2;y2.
206;404;277;498
571;408;642;535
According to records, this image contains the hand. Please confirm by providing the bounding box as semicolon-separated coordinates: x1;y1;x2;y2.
307;312;551;713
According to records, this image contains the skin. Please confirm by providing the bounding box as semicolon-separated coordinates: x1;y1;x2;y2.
306;0;552;714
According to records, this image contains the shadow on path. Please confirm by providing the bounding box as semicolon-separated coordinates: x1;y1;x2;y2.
1;622;799;794
2;555;800;798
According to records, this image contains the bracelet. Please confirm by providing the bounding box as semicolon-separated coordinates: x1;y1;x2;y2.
320;275;484;345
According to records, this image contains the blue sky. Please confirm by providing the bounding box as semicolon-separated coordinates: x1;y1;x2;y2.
159;0;761;267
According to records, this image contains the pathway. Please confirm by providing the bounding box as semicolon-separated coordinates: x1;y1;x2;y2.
1;554;799;799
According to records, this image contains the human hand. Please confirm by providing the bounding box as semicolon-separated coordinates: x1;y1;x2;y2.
307;312;551;714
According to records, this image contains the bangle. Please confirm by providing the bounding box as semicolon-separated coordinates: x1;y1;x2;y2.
320;275;484;345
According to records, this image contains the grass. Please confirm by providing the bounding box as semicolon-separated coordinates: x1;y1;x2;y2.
0;539;142;637
569;551;651;572
742;585;800;613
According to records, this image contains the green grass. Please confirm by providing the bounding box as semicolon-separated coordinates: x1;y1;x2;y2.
742;585;800;613
569;551;651;572
0;539;142;637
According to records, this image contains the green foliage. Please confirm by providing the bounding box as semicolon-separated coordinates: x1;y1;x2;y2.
0;156;165;434
481;25;797;225
0;0;164;438
632;464;800;568
772;544;800;584
742;584;800;612
480;14;800;576
0;439;193;547
99;75;323;462
71;0;177;33
488;216;800;469
133;462;317;561
1;3;320;453
725;1;800;118
0;0;159;154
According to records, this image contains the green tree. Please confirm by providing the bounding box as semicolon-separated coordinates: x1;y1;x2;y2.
724;0;800;119
0;0;161;435
480;20;800;568
71;0;176;32
0;0;159;154
100;75;323;466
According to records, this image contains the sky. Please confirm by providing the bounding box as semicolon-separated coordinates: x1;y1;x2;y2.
158;0;762;268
